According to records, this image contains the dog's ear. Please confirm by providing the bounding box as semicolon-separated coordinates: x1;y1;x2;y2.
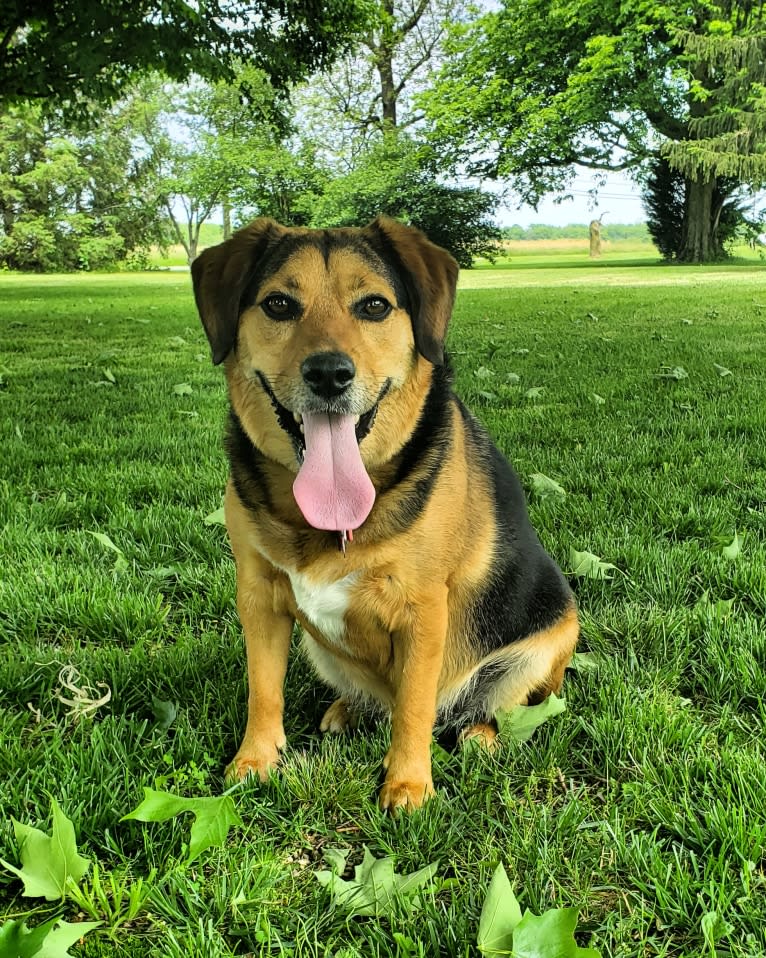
367;217;459;366
191;219;281;365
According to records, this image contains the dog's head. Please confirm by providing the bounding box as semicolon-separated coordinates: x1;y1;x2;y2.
192;217;458;532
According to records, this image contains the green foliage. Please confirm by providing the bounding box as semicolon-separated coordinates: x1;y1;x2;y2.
421;0;766;262
0;799;89;901
478;864;600;956
0;99;169;271
311;133;500;267
495;693;567;743
0;918;101;958
0;0;370;112
316;848;439;917
122;788;243;864
643;156;757;261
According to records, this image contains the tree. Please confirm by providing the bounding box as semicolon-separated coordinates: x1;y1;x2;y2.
420;0;766;263
294;0;467;166
310;132;500;266
147;69;319;262
0;98;169;270
0;0;369;111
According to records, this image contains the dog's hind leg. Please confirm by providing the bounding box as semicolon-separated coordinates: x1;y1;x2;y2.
320;698;358;734
458;721;498;750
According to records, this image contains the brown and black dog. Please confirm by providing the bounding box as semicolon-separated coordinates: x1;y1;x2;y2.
192;217;578;812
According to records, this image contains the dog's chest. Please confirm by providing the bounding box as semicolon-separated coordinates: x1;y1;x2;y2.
287;569;358;646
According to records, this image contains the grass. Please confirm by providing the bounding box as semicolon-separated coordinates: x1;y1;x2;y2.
1;254;765;957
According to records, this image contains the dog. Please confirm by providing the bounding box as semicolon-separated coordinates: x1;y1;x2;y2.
192;217;578;812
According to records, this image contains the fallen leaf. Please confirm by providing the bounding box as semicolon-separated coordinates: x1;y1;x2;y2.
496;693;567;743
478;863;522;954
122;788;243;864
0;918;101;958
591;393;606;405
1;799;90;901
477;864;601;957
173;383;193;396
655;365;688;380
203;506;226;526
513;907;601;957
568;652;601;672
524;386;545;400
713;363;732;378
151;697;178;731
569;547;619;580
530;473;566;499
721;532;741;561
316;847;438;918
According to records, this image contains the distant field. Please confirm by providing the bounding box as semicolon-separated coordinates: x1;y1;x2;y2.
151;227;765;273
2;261;765;956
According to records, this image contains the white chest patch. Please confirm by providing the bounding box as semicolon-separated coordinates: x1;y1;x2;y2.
287;570;358;646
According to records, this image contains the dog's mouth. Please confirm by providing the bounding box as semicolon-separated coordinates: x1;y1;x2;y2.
256;372;390;533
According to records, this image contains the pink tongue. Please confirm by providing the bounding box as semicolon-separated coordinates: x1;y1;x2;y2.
292;412;375;531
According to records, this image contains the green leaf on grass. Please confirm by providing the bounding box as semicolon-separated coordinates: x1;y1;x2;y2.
591;393;606;405
721;531;741;561
122;788;243;864
513;908;601;957
173;382;193;396
506;372;521;384
150;697;177;731
316;847;438;917
475;366;495;379
0;916;59;957
695;592;735;622
87;531;123;555
569;548;619;580
713;363;732;378
496;693;567;743
477;865;600;957
477;863;522;953
203;506;226;526
0;799;90;901
524;386;545;400
701;910;734;954
655;365;688;380
569;652;601;672
530;473;566;499
87;531;128;574
37;921;102;958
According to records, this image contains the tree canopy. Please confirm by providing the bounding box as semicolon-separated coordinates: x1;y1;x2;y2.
0;0;370;109
420;0;766;261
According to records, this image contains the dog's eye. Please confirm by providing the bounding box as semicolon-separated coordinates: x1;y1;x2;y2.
357;296;392;321
261;294;299;320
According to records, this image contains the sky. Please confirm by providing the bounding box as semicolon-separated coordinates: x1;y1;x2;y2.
496;168;645;227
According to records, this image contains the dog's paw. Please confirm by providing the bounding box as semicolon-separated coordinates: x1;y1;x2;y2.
224;742;281;785
320;698;356;735
458;721;498;751
378;776;434;813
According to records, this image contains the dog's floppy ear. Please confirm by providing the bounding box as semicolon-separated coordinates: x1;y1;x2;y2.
367;216;459;366
191;218;281;365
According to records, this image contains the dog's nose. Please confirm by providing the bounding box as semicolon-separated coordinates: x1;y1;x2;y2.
301;351;356;399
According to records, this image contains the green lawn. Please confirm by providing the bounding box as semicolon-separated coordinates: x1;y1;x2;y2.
1;259;765;957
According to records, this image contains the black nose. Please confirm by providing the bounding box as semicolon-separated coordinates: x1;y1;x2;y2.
301;351;356;399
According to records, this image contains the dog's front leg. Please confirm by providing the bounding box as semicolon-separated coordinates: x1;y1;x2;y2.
225;490;293;783
379;586;448;813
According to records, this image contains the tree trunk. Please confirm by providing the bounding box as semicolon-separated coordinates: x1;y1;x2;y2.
678;172;718;263
222;196;232;240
